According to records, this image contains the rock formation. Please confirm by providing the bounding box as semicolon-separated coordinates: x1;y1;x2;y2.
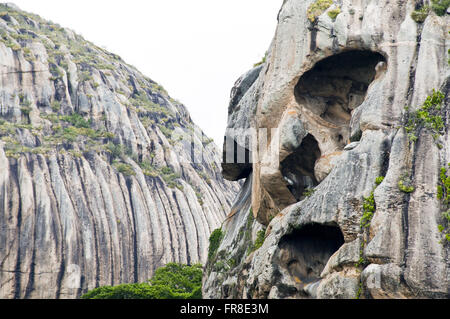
0;3;239;298
204;0;449;298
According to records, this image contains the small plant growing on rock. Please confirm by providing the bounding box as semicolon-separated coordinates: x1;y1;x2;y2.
251;229;267;252
411;5;431;23
302;188;316;197
208;228;223;259
307;0;333;22
404;89;445;144
253;51;268;68
375;176;385;186
51;100;61;112
436;164;450;244
431;0;450;16
361;191;376;228
360;177;384;229
327;7;341;20
113;161;136;176
398;173;415;193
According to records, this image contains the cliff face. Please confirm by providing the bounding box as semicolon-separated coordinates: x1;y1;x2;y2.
0;3;239;298
204;0;449;298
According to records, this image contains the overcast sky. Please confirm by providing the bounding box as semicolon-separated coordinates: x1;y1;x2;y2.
11;0;282;147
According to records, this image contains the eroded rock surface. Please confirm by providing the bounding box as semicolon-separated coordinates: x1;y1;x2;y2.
0;4;239;298
204;0;449;299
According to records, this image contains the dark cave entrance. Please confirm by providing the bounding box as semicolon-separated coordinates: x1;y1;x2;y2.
280;134;321;201
294;50;386;144
280;51;386;200
278;224;345;286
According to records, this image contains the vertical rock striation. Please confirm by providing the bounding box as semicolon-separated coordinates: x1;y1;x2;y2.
0;3;239;298
204;0;449;299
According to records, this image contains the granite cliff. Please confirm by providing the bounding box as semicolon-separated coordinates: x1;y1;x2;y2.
204;0;450;299
0;3;239;298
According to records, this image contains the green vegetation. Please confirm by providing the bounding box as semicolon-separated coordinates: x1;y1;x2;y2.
355;176;385;298
61;112;91;128
251;229;266;252
136;160;183;189
0;34;21;51
198;170;212;186
436;165;450;244
20;106;32;116
253;51;268;68
113;161;136;177
51;100;61;112
360;176;384;229
307;0;333;22
137;159;157;177
437;165;450;204
411;5;430;23
3;140;50;159
240;209;267;256
431;0;450;16
302;188;316;197
208;228;224;259
327;7;341;20
355;240;368;268
361;191;376;229
131;92;174;118
398;173;415;193
202;137;214;146
205;208;259;278
411;1;449;23
0;120;48;158
81;263;202;299
375;176;385;186
404;89;445;144
160;166;182;189
104;143;132;161
355;282;364;299
0;4;184;167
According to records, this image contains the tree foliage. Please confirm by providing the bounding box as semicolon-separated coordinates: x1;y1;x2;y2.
81;263;203;299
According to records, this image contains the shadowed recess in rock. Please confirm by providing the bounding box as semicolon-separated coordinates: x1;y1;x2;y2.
222;137;252;181
280;134;321;201
278;224;344;287
280;50;387;196
295;50;386;143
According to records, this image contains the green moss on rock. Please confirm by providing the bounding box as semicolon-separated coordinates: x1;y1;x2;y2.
307;0;333;22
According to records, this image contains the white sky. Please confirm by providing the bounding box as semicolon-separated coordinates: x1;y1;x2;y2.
10;0;282;147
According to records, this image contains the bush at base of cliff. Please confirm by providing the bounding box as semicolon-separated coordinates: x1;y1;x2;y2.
81;263;203;299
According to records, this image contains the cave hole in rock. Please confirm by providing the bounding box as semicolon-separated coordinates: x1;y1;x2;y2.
281;51;386;201
294;50;386;129
278;224;345;286
280;134;321;201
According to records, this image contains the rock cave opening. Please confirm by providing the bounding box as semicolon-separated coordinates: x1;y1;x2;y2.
294;50;386;141
280;134;321;201
281;51;386;201
278;224;345;287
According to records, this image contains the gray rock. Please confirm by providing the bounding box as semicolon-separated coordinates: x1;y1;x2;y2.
0;4;239;299
204;0;450;299
344;142;360;151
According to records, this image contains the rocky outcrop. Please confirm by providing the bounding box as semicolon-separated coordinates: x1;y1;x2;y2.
204;0;449;299
0;3;239;298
